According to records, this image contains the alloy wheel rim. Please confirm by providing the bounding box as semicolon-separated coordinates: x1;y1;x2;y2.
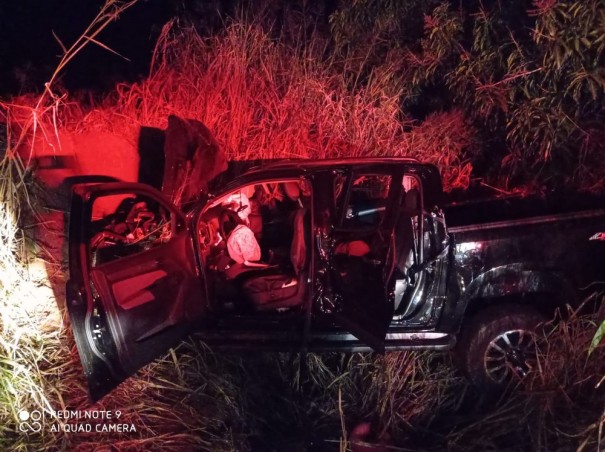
484;329;538;384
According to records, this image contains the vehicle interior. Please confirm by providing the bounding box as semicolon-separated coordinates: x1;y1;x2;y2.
197;178;312;313
83;172;429;321
88;193;173;267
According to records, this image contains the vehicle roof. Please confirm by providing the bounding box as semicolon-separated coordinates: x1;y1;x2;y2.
218;157;422;175
248;156;420;168
208;157;444;207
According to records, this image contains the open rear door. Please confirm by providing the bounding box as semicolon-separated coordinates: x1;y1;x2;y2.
328;228;396;352
314;169;400;352
330;266;395;352
66;182;205;400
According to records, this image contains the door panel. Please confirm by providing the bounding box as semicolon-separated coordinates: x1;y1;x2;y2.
89;233;202;370
328;237;395;352
330;253;394;351
66;182;205;400
110;269;168;310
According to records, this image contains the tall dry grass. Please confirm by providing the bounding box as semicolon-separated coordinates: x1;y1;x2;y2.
58;20;473;189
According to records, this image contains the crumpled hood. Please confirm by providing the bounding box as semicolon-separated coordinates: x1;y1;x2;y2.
161;115;228;206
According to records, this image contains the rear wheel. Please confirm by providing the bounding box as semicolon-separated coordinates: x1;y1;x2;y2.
455;304;545;388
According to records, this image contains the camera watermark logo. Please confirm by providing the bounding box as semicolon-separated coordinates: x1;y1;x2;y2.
16;407;137;433
18;410;43;433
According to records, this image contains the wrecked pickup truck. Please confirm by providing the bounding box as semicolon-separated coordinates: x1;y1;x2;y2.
66;156;605;400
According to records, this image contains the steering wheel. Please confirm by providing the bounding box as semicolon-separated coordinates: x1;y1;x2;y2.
198;220;216;248
219;208;242;240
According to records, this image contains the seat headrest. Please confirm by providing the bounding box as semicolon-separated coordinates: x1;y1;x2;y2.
284;182;301;201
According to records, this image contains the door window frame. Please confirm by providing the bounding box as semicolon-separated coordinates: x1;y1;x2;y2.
334;167;403;233
81;184;185;270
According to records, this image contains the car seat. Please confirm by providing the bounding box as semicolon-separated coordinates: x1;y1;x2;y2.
239;207;309;311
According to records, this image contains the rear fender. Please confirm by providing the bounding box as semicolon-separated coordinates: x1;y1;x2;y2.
462;264;576;316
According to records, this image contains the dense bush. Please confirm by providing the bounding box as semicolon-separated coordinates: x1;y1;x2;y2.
329;0;605;190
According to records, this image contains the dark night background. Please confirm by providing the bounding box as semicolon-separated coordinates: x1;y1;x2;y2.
0;1;339;96
0;1;177;95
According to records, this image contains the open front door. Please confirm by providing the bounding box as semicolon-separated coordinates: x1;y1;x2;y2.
66;183;205;400
316;169;401;352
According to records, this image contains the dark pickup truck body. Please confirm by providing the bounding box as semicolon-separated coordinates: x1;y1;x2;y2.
447;194;605;317
65;158;605;400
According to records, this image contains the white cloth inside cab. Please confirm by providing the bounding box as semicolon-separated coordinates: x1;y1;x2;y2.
227;224;261;264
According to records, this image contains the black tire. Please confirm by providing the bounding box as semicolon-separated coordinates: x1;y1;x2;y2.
454;303;545;389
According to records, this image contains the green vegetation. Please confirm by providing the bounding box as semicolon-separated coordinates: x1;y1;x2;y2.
330;0;605;190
